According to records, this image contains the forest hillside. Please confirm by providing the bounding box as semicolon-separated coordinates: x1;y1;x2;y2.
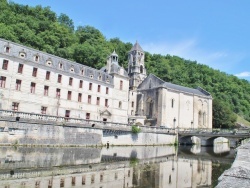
0;0;249;128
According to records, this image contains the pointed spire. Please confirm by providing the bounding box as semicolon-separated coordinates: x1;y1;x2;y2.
111;50;118;57
130;41;144;52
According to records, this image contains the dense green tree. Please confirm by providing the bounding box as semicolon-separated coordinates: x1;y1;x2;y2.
58;13;74;31
213;98;237;128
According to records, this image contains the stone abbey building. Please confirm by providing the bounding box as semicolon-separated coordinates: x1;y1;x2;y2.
0;38;212;129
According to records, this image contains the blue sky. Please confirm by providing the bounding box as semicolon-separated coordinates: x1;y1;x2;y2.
12;0;250;80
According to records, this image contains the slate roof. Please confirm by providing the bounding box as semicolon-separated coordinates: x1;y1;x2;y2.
139;74;211;97
130;41;144;52
162;82;211;97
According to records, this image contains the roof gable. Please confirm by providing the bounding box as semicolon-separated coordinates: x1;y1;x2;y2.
138;74;165;90
138;74;211;97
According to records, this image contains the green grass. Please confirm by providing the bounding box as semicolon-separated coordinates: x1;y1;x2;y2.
237;115;250;127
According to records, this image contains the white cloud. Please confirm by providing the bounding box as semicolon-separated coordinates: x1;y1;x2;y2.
142;39;246;75
235;72;250;77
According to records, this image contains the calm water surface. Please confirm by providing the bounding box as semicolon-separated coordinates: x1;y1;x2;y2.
0;143;234;188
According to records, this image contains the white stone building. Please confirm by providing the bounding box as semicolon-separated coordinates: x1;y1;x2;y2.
0;38;212;128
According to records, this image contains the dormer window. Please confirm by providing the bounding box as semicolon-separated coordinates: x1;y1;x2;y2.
98;75;102;80
4;46;10;53
34;55;39;62
19;52;26;58
70;65;74;72
46;60;52;66
90;75;93;78
59;63;63;69
81;69;84;75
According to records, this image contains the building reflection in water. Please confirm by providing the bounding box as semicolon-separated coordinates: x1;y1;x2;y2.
0;143;233;188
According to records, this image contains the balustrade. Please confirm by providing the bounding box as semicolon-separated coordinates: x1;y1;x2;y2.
0;109;186;134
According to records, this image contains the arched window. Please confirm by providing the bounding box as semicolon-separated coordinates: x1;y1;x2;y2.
140;65;143;73
119;101;122;109
171;99;175;108
186;101;190;110
203;112;206;126
198;111;202;125
5;46;10;53
34;55;39;62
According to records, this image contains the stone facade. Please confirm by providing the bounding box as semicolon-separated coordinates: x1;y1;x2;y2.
0;38;128;124
0;38;212;128
133;74;213;128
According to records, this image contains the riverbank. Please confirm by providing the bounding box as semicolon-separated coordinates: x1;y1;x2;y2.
216;140;250;187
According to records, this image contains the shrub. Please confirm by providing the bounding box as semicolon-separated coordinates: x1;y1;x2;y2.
132;125;141;133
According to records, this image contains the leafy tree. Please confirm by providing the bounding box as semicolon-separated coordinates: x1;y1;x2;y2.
212;98;237;128
58;13;74;31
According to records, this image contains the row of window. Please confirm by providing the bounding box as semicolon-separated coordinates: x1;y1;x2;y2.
0;75;110;94
0;76;109;95
13;169;130;188
2;57;110;83
2;60;126;90
12;102;91;120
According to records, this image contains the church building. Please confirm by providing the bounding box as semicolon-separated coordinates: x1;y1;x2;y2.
0;38;212;129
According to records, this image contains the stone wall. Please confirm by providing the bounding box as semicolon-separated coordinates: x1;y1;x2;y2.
103;132;175;146
0;121;176;146
0;121;103;146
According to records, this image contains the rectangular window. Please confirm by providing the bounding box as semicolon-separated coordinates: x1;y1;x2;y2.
132;101;134;107
100;174;103;182
60;178;65;188
15;79;21;91
2;59;8;70
86;113;90;120
91;175;95;184
41;106;47;114
69;77;73;86
67;91;72;100
82;176;86;185
89;83;92;90
46;71;50;80
58;74;62;83
79;80;83;88
44;86;49;96
0;76;6;88
32;67;38;77
105;99;108;107
65;110;70;118
30;82;36;93
97;85;101;92
12;102;19;111
56;88;61;98
78;93;82;102
96;97;100;105
17;64;24;73
120;80;123;90
88;95;91;104
71;177;76;186
106;87;109;94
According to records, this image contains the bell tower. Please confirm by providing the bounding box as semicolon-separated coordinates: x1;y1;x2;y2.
128;41;147;90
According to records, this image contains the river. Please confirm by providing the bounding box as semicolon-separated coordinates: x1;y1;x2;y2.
0;143;234;188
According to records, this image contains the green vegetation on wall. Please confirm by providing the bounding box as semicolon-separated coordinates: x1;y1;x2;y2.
0;0;249;128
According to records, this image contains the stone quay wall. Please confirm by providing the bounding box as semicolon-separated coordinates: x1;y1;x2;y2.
0;120;176;146
216;140;250;188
